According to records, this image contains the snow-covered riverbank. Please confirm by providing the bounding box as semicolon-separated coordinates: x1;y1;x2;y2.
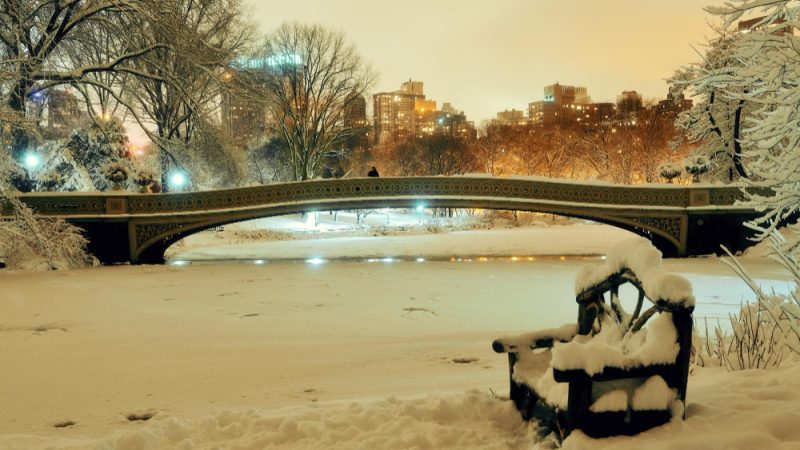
1;223;797;449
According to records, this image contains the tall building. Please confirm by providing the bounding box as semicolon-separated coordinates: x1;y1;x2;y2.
589;103;616;126
45;88;86;139
373;80;476;144
574;87;592;105
616;90;643;123
343;93;368;128
373;80;428;144
529;82;593;127
401;80;424;96
440;102;458;114
342;92;370;154
414;98;438;136
544;83;574;104
221;87;267;148
434;110;476;139
222;55;306;148
494;109;529;126
373;92;419;144
655;91;693;118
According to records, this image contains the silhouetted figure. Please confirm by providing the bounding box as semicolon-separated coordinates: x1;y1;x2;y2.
367;166;380;177
150;180;162;193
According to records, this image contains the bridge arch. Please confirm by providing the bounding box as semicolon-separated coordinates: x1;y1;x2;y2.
132;196;684;264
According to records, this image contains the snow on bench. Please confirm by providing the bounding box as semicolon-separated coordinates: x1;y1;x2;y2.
492;237;695;439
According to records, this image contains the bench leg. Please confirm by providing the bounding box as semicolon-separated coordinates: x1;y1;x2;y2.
566;380;592;435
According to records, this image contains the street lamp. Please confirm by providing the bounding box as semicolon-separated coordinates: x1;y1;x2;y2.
416;203;425;224
22;152;41;170
168;171;188;191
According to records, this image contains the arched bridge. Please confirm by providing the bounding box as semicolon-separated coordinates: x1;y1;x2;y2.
4;176;761;264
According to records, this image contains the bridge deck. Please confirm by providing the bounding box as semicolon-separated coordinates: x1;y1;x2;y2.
5;176;744;217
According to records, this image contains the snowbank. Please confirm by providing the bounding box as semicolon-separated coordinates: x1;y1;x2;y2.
4;391;537;450
4;363;799;449
560;361;800;450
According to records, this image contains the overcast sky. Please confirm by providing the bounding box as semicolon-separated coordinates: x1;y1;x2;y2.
242;0;714;124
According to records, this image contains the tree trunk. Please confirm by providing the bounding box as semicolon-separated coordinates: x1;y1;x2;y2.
732;99;747;178
7;82;34;192
160;147;172;193
8;79;31;160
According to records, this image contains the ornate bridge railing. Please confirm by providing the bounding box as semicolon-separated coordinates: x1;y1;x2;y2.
10;176;744;215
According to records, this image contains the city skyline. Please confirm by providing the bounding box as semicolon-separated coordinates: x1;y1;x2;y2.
243;0;713;124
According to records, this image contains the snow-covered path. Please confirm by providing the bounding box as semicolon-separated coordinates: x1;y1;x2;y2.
1;224;797;449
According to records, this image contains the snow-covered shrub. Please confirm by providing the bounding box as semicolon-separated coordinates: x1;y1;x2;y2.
0;192;94;270
36;170;65;191
32;144;94;191
658;162;682;183
133;167;155;193
104;161;129;186
684;155;709;182
57;119;132;191
713;301;786;370
707;235;800;371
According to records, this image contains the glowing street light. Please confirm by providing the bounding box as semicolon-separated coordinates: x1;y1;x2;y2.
168;171;188;191
22;153;41;170
416;203;425;224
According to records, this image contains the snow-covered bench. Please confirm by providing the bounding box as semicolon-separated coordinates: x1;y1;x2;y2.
492;238;694;438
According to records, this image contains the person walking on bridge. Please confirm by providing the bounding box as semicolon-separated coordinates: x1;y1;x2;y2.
367;166;380;177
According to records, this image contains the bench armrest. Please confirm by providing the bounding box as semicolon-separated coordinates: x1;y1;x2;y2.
493;324;579;353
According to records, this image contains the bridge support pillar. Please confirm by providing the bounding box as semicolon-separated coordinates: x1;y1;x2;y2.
685;211;762;256
73;220;133;265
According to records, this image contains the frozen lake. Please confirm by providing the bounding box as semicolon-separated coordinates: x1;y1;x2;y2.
1;223;794;446
173;256;793;327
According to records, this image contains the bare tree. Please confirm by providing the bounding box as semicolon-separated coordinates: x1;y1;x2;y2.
125;0;251;189
0;0;251;191
617;109;679;183
59;11;132;123
383;135;477;176
477;122;522;175
506;127;579;179
250;23;375;181
0;1;169;162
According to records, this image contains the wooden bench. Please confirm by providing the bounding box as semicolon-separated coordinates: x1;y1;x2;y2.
493;239;694;439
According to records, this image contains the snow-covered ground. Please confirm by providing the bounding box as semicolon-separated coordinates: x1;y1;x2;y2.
169;221;638;261
1;219;797;449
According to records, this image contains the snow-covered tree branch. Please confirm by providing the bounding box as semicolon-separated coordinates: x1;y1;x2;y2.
673;0;800;250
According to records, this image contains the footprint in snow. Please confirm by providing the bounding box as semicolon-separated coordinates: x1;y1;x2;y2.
452;357;479;364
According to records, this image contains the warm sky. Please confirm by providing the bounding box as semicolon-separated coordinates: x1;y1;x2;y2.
244;0;714;124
